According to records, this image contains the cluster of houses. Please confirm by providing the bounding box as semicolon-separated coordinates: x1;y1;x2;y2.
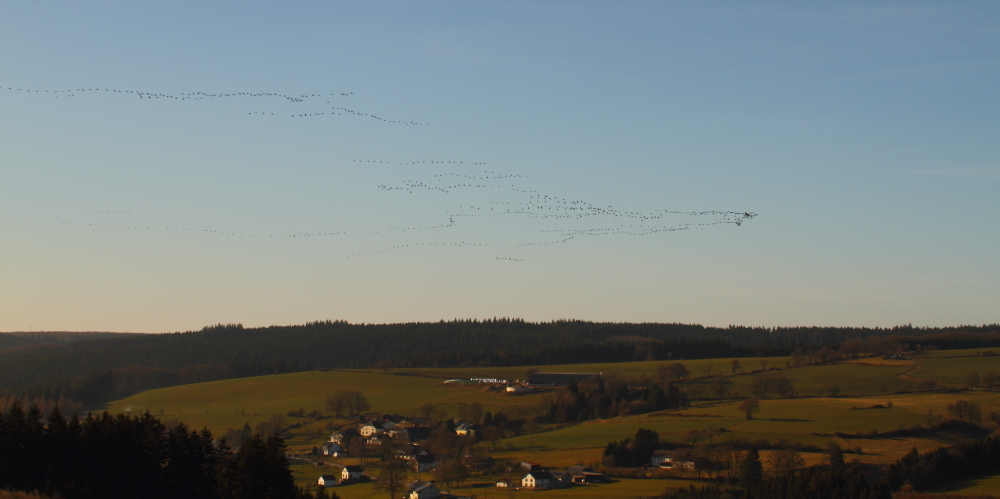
317;474;448;499
318;413;444;461
317;413;473;479
494;462;605;490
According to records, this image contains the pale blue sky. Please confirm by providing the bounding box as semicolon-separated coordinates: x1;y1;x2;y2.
1;1;997;332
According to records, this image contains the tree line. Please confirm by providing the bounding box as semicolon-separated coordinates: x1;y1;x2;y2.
0;400;333;499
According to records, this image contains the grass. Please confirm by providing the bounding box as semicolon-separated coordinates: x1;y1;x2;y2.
909;356;1000;386
110;370;546;436
393;356;796;383
723;363;912;399
500;416;740;454
104;352;1000;497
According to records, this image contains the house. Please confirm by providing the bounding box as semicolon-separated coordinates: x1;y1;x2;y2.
367;435;388;446
406;480;442;499
330;428;359;444
549;471;574;488
654;450;695;469
567;466;604;484
521;462;544;472
360;421;385;437
454;423;477;436
320;442;344;457
495;478;512;488
522;471;554;489
317;475;338;487
411;453;440;472
342;465;364;482
398;446;434;460
527;372;600;386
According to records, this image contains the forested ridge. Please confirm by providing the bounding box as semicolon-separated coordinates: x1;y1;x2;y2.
2;320;998;408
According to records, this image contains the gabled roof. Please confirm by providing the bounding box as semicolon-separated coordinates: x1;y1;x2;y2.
343;465;363;472
407;480;438;492
414;454;438;464
363;421;384;429
397;444;419;456
524;471;554;480
318;474;338;480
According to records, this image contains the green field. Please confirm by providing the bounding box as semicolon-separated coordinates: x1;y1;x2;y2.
113;370;546;436
394;355;796;382
106;353;1000;492
909;355;1000;386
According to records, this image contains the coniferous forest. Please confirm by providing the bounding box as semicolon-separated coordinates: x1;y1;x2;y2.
0;399;332;499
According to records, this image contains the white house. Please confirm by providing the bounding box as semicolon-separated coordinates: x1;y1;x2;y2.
496;478;511;488
406;480;442;499
360;422;385;437
342;465;363;481
522;471;554;489
317;475;338;487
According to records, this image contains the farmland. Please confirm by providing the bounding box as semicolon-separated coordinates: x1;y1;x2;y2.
106;350;1000;494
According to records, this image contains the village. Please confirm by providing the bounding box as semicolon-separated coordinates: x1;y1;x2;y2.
296;372;717;498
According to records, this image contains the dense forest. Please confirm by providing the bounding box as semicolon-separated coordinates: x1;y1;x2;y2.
0;400;331;499
1;320;998;409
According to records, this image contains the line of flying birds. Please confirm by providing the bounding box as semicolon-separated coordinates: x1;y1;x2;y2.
69;158;756;261
8;84;757;261
1;85;424;124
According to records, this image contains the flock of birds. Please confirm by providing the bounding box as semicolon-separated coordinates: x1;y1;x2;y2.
2;85;424;124
366;164;757;257
67;157;755;262
10;84;757;262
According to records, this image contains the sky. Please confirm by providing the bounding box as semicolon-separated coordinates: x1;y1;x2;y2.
1;1;998;332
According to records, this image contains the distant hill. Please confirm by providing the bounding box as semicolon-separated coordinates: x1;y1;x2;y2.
0;331;138;349
1;320;997;408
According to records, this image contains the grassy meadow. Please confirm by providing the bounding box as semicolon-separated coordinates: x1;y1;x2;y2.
106;350;1000;492
112;370;546;436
